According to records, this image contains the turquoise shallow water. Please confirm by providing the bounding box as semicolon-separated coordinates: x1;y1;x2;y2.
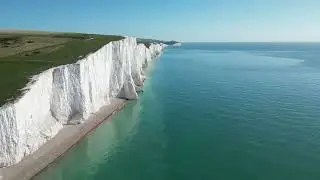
35;43;320;180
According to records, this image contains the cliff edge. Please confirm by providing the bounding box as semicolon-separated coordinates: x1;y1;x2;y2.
0;37;166;167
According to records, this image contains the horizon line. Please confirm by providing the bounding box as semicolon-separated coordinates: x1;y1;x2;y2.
1;28;320;44
182;41;320;43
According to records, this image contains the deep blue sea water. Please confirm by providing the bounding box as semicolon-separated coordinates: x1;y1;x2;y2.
35;43;320;180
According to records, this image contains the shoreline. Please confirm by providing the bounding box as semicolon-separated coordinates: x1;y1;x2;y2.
1;99;127;180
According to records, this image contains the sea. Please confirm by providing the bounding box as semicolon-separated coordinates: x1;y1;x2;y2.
34;42;320;180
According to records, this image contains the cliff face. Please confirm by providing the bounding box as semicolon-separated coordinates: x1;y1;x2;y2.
0;37;166;167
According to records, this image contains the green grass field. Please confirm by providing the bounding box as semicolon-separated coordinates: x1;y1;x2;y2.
0;30;123;105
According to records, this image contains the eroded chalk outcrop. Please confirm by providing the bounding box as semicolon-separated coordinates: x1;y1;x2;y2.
0;37;166;167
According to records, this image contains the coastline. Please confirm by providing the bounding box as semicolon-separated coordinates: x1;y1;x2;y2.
1;98;127;180
0;37;165;169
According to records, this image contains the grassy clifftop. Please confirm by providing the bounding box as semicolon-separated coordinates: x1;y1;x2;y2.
0;30;123;105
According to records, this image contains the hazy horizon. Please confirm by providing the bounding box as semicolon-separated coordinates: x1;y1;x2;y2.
2;0;320;42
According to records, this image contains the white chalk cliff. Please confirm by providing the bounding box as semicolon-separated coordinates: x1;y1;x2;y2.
0;37;166;167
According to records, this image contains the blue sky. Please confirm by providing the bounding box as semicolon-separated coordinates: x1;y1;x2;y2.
1;0;320;42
